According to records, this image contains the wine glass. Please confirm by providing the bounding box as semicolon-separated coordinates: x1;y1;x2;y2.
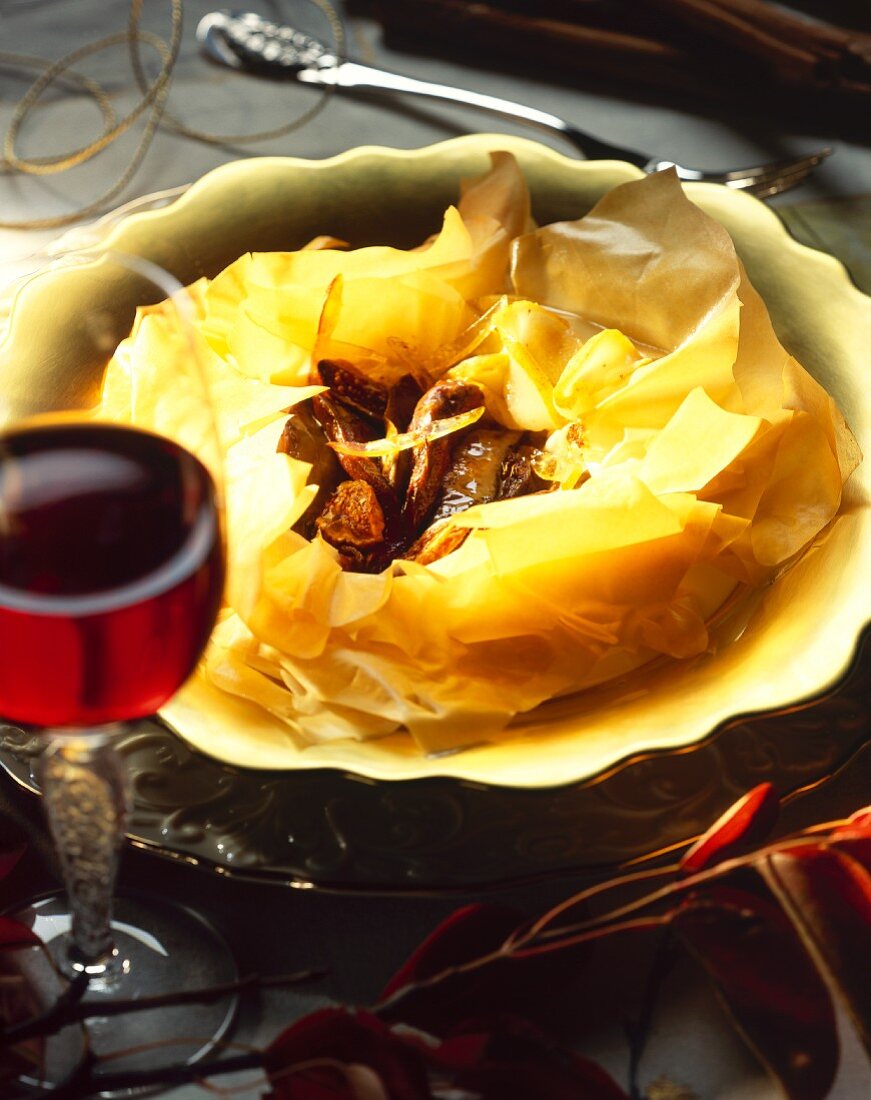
0;249;236;1081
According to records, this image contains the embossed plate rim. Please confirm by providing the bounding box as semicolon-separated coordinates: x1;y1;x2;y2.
1;621;867;892
0;136;869;889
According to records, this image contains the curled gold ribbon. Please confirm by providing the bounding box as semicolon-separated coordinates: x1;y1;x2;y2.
0;0;346;230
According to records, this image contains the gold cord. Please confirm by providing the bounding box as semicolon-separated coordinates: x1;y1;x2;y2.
0;0;346;230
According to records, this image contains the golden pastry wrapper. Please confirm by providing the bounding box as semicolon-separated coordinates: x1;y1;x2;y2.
99;154;860;754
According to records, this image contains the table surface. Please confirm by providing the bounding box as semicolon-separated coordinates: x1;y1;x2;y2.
1;2;870;1097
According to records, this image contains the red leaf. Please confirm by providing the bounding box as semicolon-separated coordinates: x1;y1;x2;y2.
264;1008;430;1100
0;916;39;950
671;883;838;1100
377;909;591;1036
680;784;779;875
419;1030;489;1071
844;807;871;831
264;1073;370;1100
831;807;871;869
832;807;871;845
454;1057;625;1100
0;958;46;1088
830;836;871;871
0;842;26;885
378;903;563;1034
759;845;871;1055
430;1018;628;1100
0;839;39;951
380;904;522;1000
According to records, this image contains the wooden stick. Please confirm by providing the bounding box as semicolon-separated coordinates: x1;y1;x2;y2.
640;0;870;85
351;0;871;105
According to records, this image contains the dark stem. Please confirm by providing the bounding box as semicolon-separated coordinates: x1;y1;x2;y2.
625;929;678;1100
48;1051;265;1100
1;969;324;1045
0;971;89;1048
71;968;326;1018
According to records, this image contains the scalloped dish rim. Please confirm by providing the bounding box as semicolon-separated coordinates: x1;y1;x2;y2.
2;134;869;788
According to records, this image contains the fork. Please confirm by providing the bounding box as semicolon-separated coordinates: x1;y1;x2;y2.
197;9;831;199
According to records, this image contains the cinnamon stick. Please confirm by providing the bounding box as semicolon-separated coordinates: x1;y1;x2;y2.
354;0;749;97
640;0;871;87
351;0;870;117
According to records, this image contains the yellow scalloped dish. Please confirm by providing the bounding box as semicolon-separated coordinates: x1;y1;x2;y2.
94;152;860;765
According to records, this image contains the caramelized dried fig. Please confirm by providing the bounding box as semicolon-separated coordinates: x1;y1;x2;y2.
403;380;485;532
317;358;388;421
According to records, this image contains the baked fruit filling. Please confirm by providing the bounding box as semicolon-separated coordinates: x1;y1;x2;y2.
279;359;548;571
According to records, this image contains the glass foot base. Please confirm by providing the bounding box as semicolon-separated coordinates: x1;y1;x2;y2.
10;891;238;1093
0;940;87;1097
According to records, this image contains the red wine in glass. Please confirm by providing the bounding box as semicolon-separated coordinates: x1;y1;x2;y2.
0;416;236;1077
0;420;224;726
0;249;239;1085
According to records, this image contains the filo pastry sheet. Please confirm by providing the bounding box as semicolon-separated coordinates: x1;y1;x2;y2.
99;154;859;755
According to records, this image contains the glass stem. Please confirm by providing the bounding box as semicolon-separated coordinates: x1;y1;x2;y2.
37;728;127;980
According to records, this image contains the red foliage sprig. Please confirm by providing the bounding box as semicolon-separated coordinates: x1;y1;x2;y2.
3;788;870;1100
358;785;871;1100
0;841;39;951
0;834;49;1091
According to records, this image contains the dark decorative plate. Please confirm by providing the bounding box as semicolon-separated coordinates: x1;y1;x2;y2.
1;138;869;891
1;625;868;891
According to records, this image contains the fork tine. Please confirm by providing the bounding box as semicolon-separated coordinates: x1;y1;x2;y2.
669;147;832;192
741;162;825;200
718;147;832;187
726;151;832;198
